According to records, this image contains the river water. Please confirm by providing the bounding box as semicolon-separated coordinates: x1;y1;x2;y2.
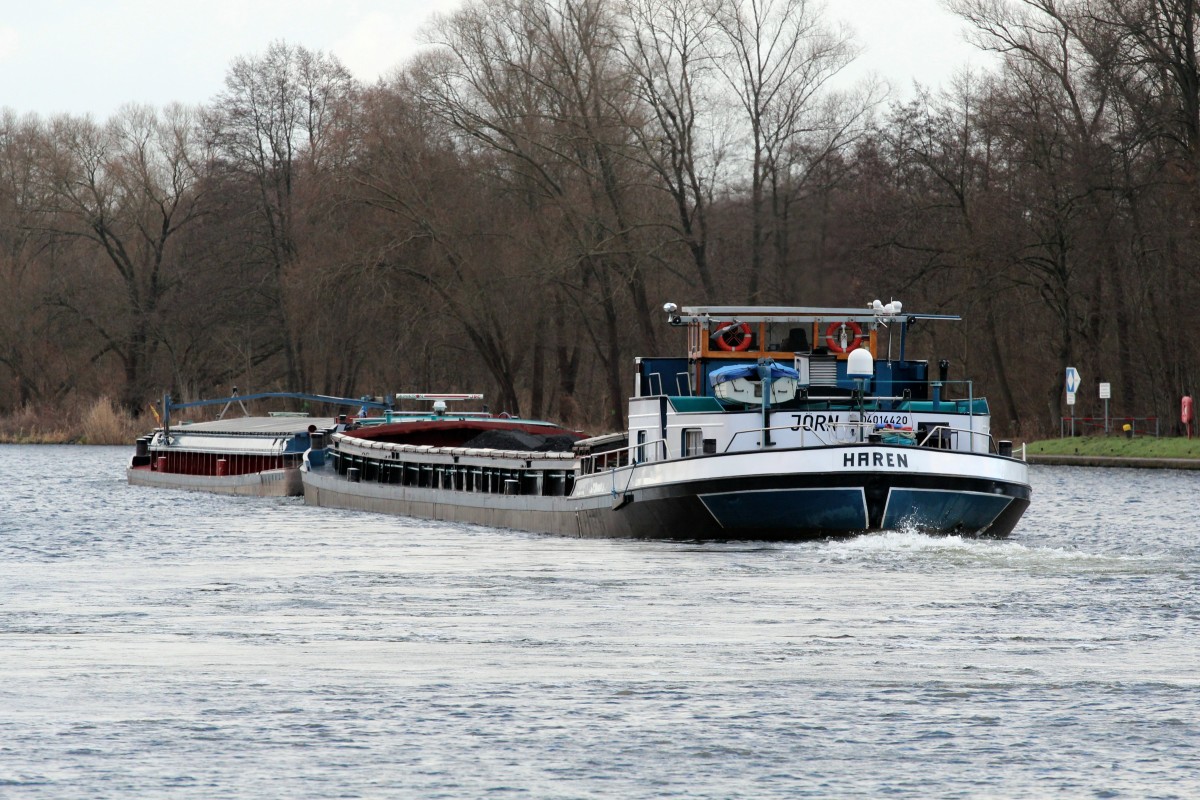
1;445;1197;798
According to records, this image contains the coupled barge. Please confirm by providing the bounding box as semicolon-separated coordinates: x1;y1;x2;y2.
301;303;1031;539
127;391;386;497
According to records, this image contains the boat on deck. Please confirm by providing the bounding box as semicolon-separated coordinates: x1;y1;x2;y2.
301;301;1032;539
127;391;385;497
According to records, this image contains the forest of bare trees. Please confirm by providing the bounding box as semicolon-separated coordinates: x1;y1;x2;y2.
2;0;1198;438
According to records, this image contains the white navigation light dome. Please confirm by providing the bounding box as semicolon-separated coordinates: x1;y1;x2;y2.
847;347;874;377
871;298;903;316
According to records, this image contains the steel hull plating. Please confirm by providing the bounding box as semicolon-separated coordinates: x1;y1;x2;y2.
302;445;1030;540
127;465;303;497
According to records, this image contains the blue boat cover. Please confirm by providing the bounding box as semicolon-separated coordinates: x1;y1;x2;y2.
709;362;799;387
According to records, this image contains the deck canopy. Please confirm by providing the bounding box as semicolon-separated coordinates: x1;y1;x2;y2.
709;362;799;387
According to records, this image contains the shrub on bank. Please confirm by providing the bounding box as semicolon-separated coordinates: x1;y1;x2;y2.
0;397;146;445
79;397;145;445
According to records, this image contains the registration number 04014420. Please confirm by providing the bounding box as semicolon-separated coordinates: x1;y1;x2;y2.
862;413;912;428
789;413;913;432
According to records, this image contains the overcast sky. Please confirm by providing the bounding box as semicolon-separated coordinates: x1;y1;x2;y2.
0;0;994;120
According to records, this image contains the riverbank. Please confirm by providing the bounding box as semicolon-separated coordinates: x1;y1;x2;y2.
0;398;143;445
1025;453;1200;469
1023;435;1200;469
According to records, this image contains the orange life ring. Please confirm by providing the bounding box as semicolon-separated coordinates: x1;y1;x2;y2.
713;322;752;351
825;321;863;353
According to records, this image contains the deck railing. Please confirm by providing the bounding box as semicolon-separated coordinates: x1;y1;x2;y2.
581;437;671;474
722;421;998;454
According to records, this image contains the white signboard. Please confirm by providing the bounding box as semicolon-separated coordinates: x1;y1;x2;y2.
1067;391;1076;406
1099;382;1111;399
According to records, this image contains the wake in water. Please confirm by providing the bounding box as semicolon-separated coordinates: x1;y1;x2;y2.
819;527;1162;575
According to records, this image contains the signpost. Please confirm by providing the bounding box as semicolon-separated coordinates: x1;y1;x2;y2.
1065;367;1080;436
1099;382;1111;432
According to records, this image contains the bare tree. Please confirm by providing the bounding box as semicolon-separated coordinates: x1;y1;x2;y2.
707;0;860;302
0;110;53;407
349;80;542;415
210;41;357;390
32;105;208;412
420;0;662;420
949;0;1141;423
617;0;729;300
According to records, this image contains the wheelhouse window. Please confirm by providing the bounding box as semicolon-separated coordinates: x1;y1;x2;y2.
682;428;704;457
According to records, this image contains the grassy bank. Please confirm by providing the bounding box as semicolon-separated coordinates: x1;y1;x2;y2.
0;398;146;445
1024;435;1200;459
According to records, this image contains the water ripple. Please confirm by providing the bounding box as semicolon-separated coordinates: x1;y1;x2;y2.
0;446;1198;798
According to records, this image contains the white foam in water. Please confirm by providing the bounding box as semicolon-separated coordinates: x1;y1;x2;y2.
820;527;1161;577
829;528;971;552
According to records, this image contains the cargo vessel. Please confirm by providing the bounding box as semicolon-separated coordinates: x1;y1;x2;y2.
301;302;1032;539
